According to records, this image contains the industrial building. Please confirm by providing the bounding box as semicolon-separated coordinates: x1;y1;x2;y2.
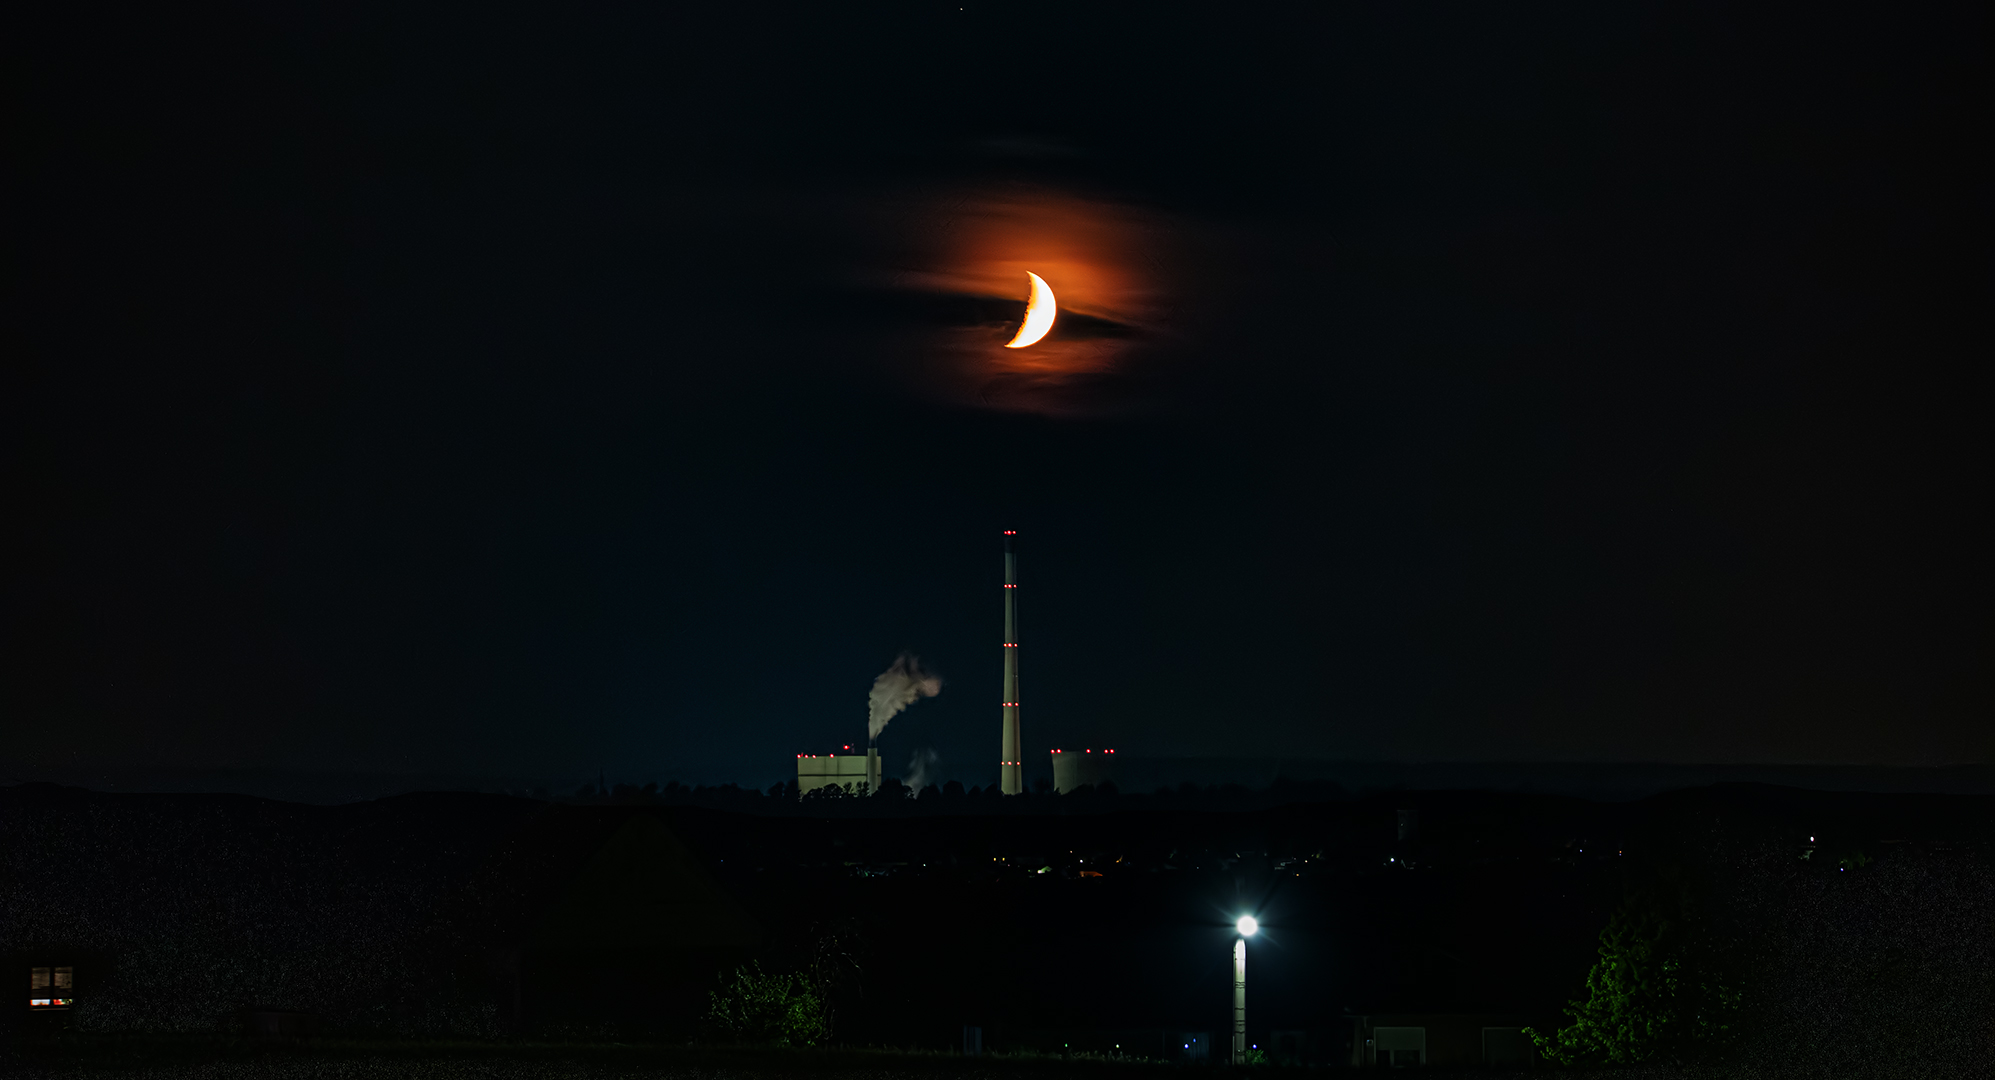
795;748;880;796
789;530;1046;799
1051;748;1118;793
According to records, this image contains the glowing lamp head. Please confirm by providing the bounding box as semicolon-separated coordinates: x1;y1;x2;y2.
1236;916;1258;937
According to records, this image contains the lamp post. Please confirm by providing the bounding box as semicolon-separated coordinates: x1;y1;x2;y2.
1233;916;1257;1064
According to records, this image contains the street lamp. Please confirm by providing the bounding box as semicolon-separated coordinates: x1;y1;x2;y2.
1233;916;1257;1063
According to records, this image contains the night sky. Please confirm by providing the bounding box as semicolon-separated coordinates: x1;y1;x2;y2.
12;3;1987;791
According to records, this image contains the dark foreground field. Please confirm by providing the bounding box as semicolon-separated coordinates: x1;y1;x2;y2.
5;782;1989;1077
0;1038;1778;1080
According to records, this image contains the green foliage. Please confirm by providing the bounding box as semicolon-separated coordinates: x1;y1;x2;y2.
1239;1047;1270;1065
707;923;861;1047
705;962;830;1046
1527;877;1742;1065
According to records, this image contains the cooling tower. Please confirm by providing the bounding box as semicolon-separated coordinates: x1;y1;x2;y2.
1050;748;1118;793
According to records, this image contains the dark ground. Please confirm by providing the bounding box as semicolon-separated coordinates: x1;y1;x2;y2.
0;1038;1824;1079
0;1038;1961;1080
4;783;1990;1076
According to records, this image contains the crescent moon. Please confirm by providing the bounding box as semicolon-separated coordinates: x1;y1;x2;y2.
1004;272;1057;348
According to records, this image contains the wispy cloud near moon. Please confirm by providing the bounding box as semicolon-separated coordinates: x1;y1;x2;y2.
848;184;1219;416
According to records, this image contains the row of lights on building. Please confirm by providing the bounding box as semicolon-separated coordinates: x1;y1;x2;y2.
30;966;73;1010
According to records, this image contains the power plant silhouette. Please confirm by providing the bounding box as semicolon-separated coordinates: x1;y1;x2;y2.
794;530;1115;796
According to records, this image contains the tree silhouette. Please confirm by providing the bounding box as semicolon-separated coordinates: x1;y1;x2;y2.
1529;875;1742;1064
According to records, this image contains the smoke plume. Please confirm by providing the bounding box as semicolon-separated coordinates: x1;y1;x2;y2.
867;652;942;742
906;748;941;794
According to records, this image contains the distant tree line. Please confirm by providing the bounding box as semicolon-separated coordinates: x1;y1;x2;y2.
516;776;1354;815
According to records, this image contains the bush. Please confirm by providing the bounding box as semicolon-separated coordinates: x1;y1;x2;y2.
706;962;830;1046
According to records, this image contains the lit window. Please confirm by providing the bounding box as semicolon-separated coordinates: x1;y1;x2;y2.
30;967;49;989
54;967;72;989
30;998;51;1007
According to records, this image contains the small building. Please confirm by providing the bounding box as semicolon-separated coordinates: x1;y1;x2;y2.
16;957;80;1036
1346;1013;1538;1069
27;963;74;1012
1050;748;1118;793
796;747;880;796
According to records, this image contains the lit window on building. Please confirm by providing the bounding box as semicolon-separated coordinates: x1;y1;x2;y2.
28;966;74;1009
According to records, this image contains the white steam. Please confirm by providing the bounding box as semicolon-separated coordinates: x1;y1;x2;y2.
906;748;941;794
867;652;942;742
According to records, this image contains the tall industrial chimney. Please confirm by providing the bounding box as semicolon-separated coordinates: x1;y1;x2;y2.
999;530;1023;795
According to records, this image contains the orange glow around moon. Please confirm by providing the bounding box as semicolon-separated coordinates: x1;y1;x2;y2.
862;184;1204;414
1004;272;1057;348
